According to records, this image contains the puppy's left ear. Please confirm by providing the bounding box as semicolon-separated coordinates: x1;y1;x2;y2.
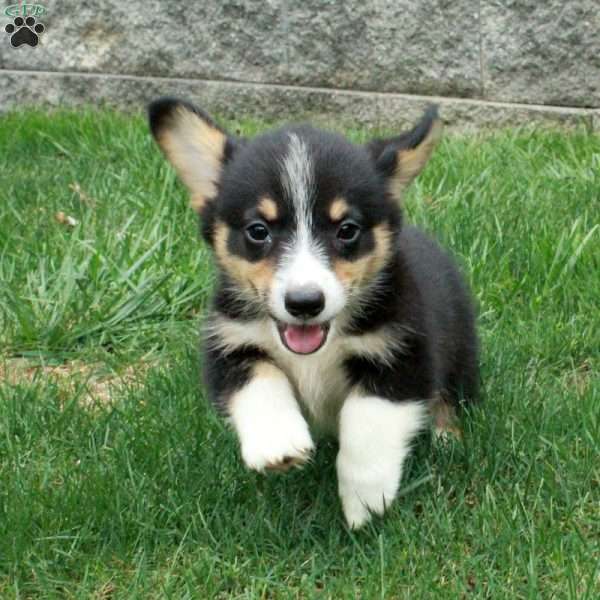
367;105;442;202
148;97;237;213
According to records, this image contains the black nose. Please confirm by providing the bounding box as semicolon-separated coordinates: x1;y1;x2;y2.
285;286;325;319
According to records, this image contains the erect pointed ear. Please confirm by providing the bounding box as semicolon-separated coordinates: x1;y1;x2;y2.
366;105;442;202
148;97;237;213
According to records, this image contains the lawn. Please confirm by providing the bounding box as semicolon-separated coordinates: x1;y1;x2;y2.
0;108;598;599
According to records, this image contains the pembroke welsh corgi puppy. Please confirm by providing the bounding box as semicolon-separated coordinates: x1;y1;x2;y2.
149;98;479;528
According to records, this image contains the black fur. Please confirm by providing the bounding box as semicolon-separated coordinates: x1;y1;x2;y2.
207;124;394;264
203;343;270;415
345;225;478;405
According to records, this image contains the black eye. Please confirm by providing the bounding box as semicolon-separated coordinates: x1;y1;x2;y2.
245;222;271;244
337;221;361;244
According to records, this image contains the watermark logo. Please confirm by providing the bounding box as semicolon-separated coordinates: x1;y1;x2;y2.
4;3;46;47
5;2;46;17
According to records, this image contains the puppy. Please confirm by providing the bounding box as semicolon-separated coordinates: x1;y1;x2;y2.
148;98;479;528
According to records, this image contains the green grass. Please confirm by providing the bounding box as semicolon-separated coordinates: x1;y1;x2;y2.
1;107;599;598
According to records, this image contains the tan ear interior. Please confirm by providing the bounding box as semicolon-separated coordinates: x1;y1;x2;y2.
156;106;227;212
390;118;443;201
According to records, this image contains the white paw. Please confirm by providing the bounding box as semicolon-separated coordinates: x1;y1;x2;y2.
337;454;399;528
228;364;315;473
240;408;315;473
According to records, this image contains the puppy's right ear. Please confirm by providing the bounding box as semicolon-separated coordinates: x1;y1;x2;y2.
148;97;237;213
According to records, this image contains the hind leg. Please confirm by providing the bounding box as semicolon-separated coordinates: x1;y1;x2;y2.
429;393;462;439
432;351;479;439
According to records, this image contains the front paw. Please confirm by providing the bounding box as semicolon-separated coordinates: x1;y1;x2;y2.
240;410;315;473
336;454;400;529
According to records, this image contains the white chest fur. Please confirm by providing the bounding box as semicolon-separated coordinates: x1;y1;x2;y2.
207;316;401;434
270;331;350;433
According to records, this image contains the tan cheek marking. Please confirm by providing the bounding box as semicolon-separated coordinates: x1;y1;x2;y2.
257;197;279;222
214;222;275;295
334;224;392;287
329;197;349;222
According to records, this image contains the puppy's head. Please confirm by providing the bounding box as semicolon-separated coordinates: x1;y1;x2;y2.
149;99;441;355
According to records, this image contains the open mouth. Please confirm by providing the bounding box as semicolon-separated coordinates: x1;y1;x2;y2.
276;321;330;355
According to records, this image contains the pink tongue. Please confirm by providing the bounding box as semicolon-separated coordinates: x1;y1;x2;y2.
283;324;325;354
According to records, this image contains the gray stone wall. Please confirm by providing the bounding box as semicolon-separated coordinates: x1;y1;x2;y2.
1;1;598;129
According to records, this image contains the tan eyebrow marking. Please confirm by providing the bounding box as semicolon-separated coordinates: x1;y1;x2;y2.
329;197;349;222
257;197;278;221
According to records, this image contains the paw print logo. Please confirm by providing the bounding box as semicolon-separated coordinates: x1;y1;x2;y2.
5;16;45;47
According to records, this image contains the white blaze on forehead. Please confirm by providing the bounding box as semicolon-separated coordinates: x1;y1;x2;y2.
271;132;346;324
278;132;323;297
281;132;314;237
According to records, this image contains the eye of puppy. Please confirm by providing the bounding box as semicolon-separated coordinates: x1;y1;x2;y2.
245;221;271;244
336;221;361;244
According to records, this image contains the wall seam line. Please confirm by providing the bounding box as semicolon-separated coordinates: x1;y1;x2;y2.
0;68;597;115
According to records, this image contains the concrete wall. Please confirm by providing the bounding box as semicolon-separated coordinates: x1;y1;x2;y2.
1;1;598;130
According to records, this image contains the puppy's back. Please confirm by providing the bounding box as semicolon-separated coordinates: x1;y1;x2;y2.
399;226;479;403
